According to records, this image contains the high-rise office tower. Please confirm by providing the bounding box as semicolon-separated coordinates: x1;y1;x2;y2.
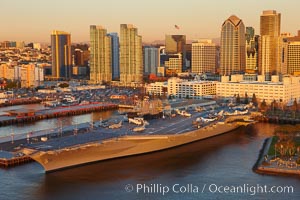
120;24;142;85
281;31;300;75
192;39;216;74
259;10;281;80
165;35;186;54
165;35;186;72
107;33;120;81
220;15;246;75
74;49;84;66
143;46;159;75
51;30;72;79
90;25;112;84
245;27;259;73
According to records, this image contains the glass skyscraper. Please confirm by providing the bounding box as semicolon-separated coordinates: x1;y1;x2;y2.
220;15;245;75
259;10;281;80
107;33;120;81
51;30;72;79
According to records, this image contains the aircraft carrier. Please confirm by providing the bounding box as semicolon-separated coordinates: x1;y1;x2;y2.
22;100;253;172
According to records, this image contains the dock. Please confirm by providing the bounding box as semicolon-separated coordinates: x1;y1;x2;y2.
0;151;33;168
0;98;42;107
0;102;118;127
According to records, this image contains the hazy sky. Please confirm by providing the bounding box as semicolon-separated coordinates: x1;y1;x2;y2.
0;0;299;43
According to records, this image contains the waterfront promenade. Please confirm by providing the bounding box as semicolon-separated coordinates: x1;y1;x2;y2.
254;137;300;176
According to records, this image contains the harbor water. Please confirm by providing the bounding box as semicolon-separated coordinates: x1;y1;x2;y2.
0;105;299;200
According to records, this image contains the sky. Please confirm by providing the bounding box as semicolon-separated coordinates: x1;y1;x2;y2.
0;0;299;43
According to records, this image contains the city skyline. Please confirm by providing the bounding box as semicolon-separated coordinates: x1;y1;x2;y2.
0;0;299;43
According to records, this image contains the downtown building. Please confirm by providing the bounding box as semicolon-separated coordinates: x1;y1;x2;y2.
0;63;44;88
216;74;300;104
281;31;300;75
120;24;143;86
143;46;159;76
90;25;112;84
245;27;259;74
165;35;186;73
259;10;281;80
167;77;216;99
220;15;246;75
107;33;120;81
191;39;216;74
165;54;182;76
51;30;72;80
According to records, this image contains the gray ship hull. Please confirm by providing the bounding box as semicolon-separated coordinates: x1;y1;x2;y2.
24;117;248;172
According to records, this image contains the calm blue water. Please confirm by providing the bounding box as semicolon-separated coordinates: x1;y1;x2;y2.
0;105;299;200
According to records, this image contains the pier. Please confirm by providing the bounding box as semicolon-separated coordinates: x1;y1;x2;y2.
0;151;33;168
0;102;118;127
0;98;42;107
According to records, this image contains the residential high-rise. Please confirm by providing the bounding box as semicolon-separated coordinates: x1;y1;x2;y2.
90;25;112;84
220;15;246;75
245;27;259;73
192;39;216;74
51;30;72;79
259;10;281;80
143;46;159;75
107;33;120;81
120;24;142;85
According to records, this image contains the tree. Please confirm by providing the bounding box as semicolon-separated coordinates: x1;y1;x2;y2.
292;98;298;118
260;99;267;111
236;94;240;104
292;98;298;112
279;99;283;111
244;92;249;104
252;93;258;106
271;100;278;112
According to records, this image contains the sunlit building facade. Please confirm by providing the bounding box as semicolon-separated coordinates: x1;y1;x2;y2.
216;75;300;104
259;10;281;80
90;25;112;84
245;27;259;73
120;24;143;85
167;77;216;99
192;39;216;74
220;15;246;75
51;30;72;79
